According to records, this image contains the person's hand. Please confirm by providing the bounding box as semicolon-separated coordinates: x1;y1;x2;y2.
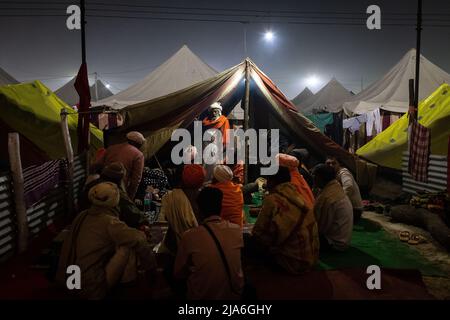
255;177;267;189
135;199;142;206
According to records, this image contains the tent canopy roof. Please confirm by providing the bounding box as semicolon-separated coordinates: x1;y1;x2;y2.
0;67;19;86
94;45;218;110
297;78;352;114
291;87;314;106
0;81;103;161
357;83;450;169
108;59;356;172
343;49;450;115
55;77;114;106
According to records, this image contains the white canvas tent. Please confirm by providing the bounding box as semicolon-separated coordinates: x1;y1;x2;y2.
0;67;19;86
343;49;450;115
55;77;113;106
291;87;314;106
94;45;218;110
297;78;352;114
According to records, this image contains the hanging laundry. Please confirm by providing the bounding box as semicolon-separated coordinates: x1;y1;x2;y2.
305;113;333;133
343;114;367;134
408;120;431;182
23;159;65;209
366;108;382;136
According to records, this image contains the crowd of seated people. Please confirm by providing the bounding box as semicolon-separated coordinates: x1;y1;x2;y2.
57;130;363;300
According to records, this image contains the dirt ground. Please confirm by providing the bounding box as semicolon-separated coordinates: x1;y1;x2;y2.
363;211;450;300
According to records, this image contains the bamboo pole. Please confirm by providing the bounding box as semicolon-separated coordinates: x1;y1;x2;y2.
60;109;75;217
8;133;29;253
414;0;422;112
243;59;251;185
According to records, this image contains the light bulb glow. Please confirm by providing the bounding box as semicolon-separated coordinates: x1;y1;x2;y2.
264;31;274;41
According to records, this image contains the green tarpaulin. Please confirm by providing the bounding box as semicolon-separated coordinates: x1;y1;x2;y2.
0;81;103;162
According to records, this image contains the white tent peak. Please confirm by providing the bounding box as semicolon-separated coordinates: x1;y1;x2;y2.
0;67;19;86
94;45;218;109
343;48;450;115
298;78;352;114
55;76;114;106
291;87;314;106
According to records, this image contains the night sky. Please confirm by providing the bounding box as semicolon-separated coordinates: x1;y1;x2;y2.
1;0;449;98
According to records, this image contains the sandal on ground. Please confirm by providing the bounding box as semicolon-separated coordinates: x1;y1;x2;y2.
399;231;410;242
408;234;427;245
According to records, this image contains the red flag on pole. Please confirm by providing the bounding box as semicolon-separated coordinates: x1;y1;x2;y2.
74;62;91;153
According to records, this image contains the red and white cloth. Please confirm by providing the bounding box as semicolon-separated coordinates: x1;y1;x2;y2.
408;120;431;182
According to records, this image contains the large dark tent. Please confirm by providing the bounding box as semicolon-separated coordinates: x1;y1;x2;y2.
105;59;356;173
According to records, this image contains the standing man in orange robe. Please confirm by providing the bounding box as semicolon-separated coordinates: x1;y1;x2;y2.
202;102;230;147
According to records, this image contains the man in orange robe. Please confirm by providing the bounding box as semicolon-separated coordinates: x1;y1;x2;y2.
202;102;230;147
277;153;315;209
210;165;244;227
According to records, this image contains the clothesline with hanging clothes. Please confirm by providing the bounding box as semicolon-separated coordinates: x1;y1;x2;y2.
343;108;383;136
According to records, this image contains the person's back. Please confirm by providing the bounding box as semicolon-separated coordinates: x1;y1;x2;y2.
326;157;363;222
103;143;141;180
57;183;154;299
313;164;354;251
336;167;363;209
174;187;244;300
98;131;146;199
210;165;244;227
252;168;319;274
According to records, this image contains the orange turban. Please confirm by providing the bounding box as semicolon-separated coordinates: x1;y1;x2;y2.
182;164;206;188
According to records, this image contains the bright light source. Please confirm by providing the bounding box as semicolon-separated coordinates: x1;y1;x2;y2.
305;75;320;87
105;84;111;89
264;31;274;41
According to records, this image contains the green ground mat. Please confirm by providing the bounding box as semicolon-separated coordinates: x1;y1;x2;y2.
245;205;446;276
317;219;446;276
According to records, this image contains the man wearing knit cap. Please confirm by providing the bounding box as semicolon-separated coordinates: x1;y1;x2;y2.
57;182;156;299
95;131;146;200
210;165;244;227
202;102;230;147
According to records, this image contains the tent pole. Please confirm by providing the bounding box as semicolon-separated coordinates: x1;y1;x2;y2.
243;59;251;185
94;72;99;102
80;0;86;64
413;0;422;113
8;133;29;253
60;109;75;218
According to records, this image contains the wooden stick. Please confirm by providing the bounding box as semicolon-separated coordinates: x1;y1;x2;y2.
60;109;75;218
243;59;251;185
8;133;29;253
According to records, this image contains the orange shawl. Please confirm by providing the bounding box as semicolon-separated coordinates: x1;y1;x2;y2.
289;167;315;209
210;181;244;227
202;115;230;146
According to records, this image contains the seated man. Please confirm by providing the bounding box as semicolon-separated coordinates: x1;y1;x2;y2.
251;167;319;274
174;187;244;300
82;162;149;229
158;164;205;256
210;165;244;227
313;164;353;251
326;156;363;222
57;182;156;300
276;153;315;209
